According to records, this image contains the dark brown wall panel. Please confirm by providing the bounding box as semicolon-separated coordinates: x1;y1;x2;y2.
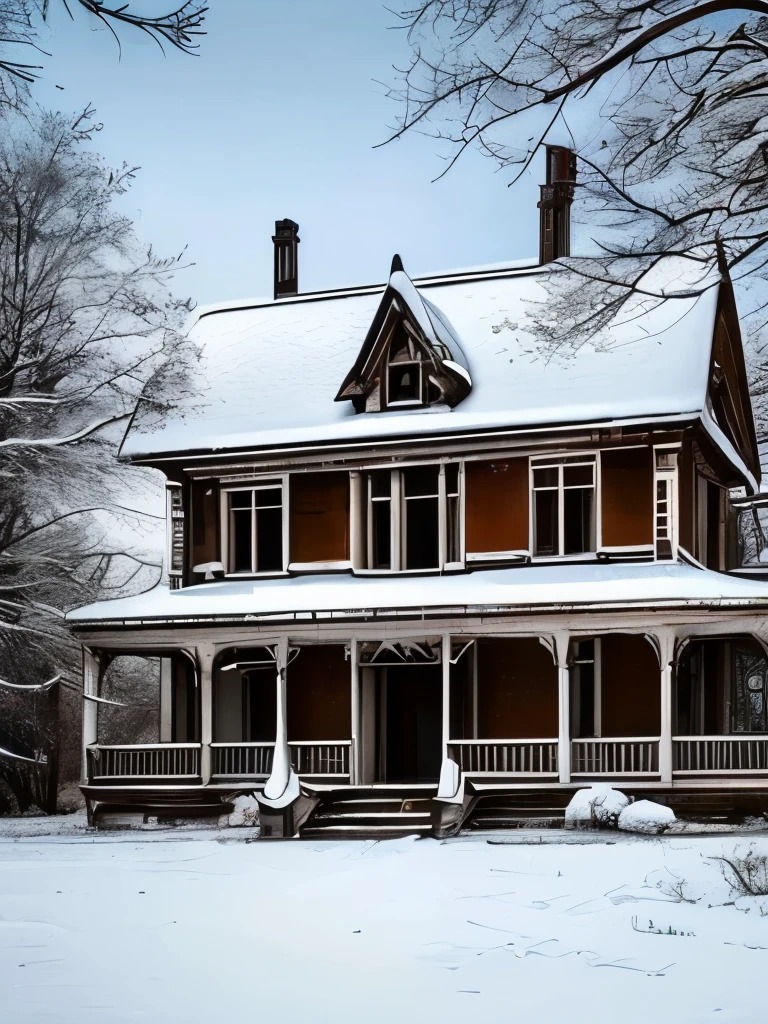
600;447;653;547
600;634;660;736
465;458;528;553
678;443;694;554
190;480;219;568
477;638;558;738
287;644;350;741
290;472;349;563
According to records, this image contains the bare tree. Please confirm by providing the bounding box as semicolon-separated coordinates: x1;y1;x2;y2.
0;104;198;796
0;0;206;103
389;2;768;364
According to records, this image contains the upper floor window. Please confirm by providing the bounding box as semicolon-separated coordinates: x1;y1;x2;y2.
532;457;595;557
222;482;285;574
364;463;461;571
386;328;440;409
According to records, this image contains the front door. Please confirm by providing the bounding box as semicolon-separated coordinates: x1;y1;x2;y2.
379;665;442;782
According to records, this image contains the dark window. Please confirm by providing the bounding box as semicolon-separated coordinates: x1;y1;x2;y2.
226;485;283;573
564;488;594;554
534;489;558;556
368;470;392;569
386;329;425;406
404;466;439;569
446;464;461;563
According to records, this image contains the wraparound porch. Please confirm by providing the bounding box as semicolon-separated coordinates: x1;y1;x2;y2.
81;628;768;805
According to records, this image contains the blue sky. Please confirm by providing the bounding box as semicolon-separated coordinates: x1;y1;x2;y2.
32;1;541;305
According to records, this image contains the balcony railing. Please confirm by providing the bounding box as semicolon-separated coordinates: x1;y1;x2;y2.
571;738;660;776
210;742;274;780
289;741;351;776
674;736;768;773
87;743;201;782
448;739;558;775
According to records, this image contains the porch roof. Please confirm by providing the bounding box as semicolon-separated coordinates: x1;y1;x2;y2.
67;561;768;627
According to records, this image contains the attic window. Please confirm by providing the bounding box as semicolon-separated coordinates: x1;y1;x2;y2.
386;327;440;408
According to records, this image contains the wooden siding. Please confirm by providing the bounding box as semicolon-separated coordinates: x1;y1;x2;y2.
465;458;528;552
289;472;349;563
287;644;350;741
600;634;660;736
476;638;558;738
600;448;653;547
190;480;219;569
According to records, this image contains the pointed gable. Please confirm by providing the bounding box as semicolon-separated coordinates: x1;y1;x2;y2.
707;273;760;483
335;255;472;413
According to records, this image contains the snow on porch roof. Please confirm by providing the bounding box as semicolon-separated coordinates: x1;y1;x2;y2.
66;561;768;627
121;256;721;459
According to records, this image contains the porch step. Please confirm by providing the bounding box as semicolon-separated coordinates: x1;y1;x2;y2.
465;791;570;831
299;786;436;839
471;815;566;830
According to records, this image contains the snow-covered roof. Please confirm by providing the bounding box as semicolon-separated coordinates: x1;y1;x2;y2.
67;562;768;627
121;256;723;459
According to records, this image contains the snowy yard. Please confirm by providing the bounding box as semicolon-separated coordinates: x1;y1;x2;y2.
1;822;767;1023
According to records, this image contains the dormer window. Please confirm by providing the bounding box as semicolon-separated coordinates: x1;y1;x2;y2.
335;255;472;413
386;328;441;408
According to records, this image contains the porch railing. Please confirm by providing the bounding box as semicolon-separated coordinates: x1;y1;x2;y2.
673;736;768;773
289;741;351;776
448;739;558;775
87;743;201;781
210;742;275;779
571;738;660;776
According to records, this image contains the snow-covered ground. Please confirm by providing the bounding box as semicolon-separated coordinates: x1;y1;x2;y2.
1;821;767;1023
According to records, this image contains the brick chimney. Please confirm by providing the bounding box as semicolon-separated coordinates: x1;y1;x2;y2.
538;146;576;264
272;218;300;299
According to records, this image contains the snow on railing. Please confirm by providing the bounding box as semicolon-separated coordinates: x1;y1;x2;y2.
448;739;558;775
288;741;351;776
571;738;660;775
673;736;768;773
87;743;201;780
210;742;275;779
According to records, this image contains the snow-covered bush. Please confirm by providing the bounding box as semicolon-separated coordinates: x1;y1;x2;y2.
565;785;628;829
618;800;676;835
228;794;260;828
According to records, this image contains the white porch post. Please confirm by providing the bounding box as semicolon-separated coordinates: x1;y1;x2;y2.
349;472;364;570
554;632;571;784
159;657;173;743
656;628;676;784
264;636;291;801
349;638;359;784
442;634;451;758
82;648;99;783
197;643;214;785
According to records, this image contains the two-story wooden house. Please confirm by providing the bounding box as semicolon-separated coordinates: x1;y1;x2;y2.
68;149;768;835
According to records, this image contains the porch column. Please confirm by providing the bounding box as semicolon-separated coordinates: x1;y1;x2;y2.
264;635;291;801
159;658;173;743
349;638;359;785
197;643;215;785
442;634;451;758
554;632;570;784
81;648;99;783
655;628;676;784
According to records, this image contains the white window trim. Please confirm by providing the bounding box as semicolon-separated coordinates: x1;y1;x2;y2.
653;444;680;560
529;454;600;559
165;482;184;584
219;476;289;577
361;461;465;573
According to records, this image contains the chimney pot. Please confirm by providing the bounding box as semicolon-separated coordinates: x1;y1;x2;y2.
538;146;576;264
272;218;300;299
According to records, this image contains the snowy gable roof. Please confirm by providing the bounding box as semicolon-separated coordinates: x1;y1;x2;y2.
121;256;722;459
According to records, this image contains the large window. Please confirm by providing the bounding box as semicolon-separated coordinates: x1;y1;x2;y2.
532;457;595;557
364;464;462;571
223;482;285;574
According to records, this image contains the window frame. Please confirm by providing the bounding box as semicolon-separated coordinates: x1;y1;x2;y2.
360;462;465;573
529;454;599;559
219;476;290;577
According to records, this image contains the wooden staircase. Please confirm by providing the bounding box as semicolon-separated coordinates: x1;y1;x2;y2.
466;790;572;830
299;786;436;839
